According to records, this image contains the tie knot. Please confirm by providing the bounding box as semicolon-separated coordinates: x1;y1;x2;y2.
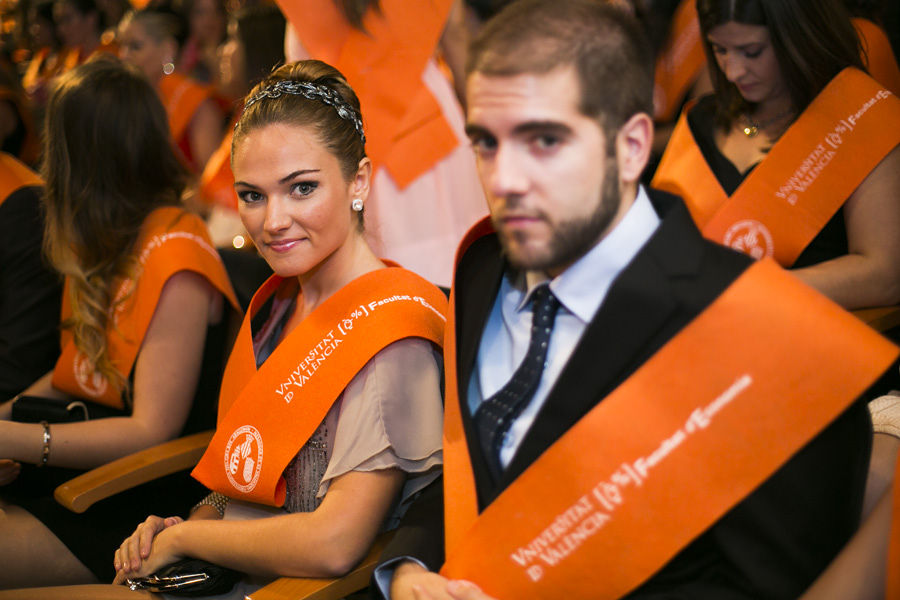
531;283;559;314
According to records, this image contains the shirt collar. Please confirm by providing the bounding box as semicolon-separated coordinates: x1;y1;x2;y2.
518;185;660;322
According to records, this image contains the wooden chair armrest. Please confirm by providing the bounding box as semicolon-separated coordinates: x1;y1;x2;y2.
247;531;395;600
852;305;900;333
54;430;214;514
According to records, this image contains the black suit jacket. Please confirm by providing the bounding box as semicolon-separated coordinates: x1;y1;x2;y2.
380;191;872;599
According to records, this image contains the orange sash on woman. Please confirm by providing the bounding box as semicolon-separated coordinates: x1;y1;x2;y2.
0;153;41;208
51;207;239;408
158;72;215;154
277;0;458;189
199;126;237;211
192;267;447;506
854;18;900;97
440;222;897;598
653;0;705;122
652;68;900;266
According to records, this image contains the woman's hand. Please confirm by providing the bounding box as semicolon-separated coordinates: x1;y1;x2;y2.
0;459;20;485
113;514;183;580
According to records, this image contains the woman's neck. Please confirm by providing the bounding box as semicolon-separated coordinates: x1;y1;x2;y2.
293;233;384;320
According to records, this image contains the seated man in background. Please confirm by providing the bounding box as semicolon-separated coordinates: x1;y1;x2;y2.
375;1;898;598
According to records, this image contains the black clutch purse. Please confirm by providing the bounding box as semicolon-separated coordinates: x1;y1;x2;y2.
125;558;241;596
11;395;126;423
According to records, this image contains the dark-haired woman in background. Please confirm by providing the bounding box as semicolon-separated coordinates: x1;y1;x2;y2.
199;3;286;248
652;0;900;310
119;8;225;173
53;0;117;72
0;58;238;588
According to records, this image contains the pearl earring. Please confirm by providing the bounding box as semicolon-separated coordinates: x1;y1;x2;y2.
162;62;175;75
351;198;364;212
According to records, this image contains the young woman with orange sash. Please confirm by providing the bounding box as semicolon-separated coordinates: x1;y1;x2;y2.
0;58;239;588
53;0;117;74
1;59;449;600
652;0;900;310
119;8;225;174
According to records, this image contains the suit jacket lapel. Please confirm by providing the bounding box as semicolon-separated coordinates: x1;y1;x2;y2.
452;234;508;504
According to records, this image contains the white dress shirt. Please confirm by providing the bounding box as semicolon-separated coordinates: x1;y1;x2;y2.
468;186;660;467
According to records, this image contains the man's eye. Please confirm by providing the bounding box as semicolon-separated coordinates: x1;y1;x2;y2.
532;135;560;150
470;135;498;154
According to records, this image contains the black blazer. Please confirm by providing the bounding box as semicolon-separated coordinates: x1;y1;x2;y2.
379;191;872;599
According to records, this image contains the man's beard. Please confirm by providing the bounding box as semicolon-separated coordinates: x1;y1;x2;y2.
499;162;621;274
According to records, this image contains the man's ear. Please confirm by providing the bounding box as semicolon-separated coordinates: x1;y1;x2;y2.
615;112;654;184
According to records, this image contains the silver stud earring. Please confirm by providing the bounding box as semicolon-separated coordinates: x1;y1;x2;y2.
351;198;364;212
162;62;175;75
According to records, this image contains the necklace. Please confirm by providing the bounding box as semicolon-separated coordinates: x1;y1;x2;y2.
741;108;795;137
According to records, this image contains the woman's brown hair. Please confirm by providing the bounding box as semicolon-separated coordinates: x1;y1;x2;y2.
697;0;865;129
42;57;186;398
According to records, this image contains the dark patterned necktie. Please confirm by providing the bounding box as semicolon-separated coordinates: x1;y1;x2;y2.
474;283;560;480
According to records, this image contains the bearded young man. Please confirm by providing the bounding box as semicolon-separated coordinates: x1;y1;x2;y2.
374;1;897;598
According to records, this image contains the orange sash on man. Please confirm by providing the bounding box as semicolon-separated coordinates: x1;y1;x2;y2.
51;207;239;408
438;221;897;599
653;0;705;122
277;0;458;189
192;267;447;506
854;18;900;97
158;72;215;153
652;68;900;266
0;153;41;208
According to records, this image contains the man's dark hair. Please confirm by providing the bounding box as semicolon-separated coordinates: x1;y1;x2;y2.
466;0;654;133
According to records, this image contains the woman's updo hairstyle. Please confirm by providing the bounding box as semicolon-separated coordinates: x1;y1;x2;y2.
233;60;366;183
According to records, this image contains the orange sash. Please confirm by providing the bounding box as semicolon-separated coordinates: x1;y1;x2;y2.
192;267;447;506
0;153;42;208
854;18;900;97
653;0;705;122
51;207;239;408
199;126;237;211
158;72;214;149
652;68;900;266
278;0;458;189
440;224;897;599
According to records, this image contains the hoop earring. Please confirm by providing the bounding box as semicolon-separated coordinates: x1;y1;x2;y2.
351;198;364;212
162;62;175;75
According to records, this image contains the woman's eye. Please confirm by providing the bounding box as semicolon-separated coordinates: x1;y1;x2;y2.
237;190;263;204
744;48;763;59
710;43;726;56
293;181;318;196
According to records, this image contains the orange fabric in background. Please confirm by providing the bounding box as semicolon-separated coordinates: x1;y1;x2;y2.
441;234;897;598
653;0;704;122
653;68;900;266
51;207;239;409
0;153;41;207
199;126;237;211
158;72;215;152
277;0;458;189
854;18;900;97
193;267;447;506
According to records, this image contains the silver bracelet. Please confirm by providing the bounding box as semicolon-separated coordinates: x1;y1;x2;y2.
37;421;51;467
192;491;229;518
